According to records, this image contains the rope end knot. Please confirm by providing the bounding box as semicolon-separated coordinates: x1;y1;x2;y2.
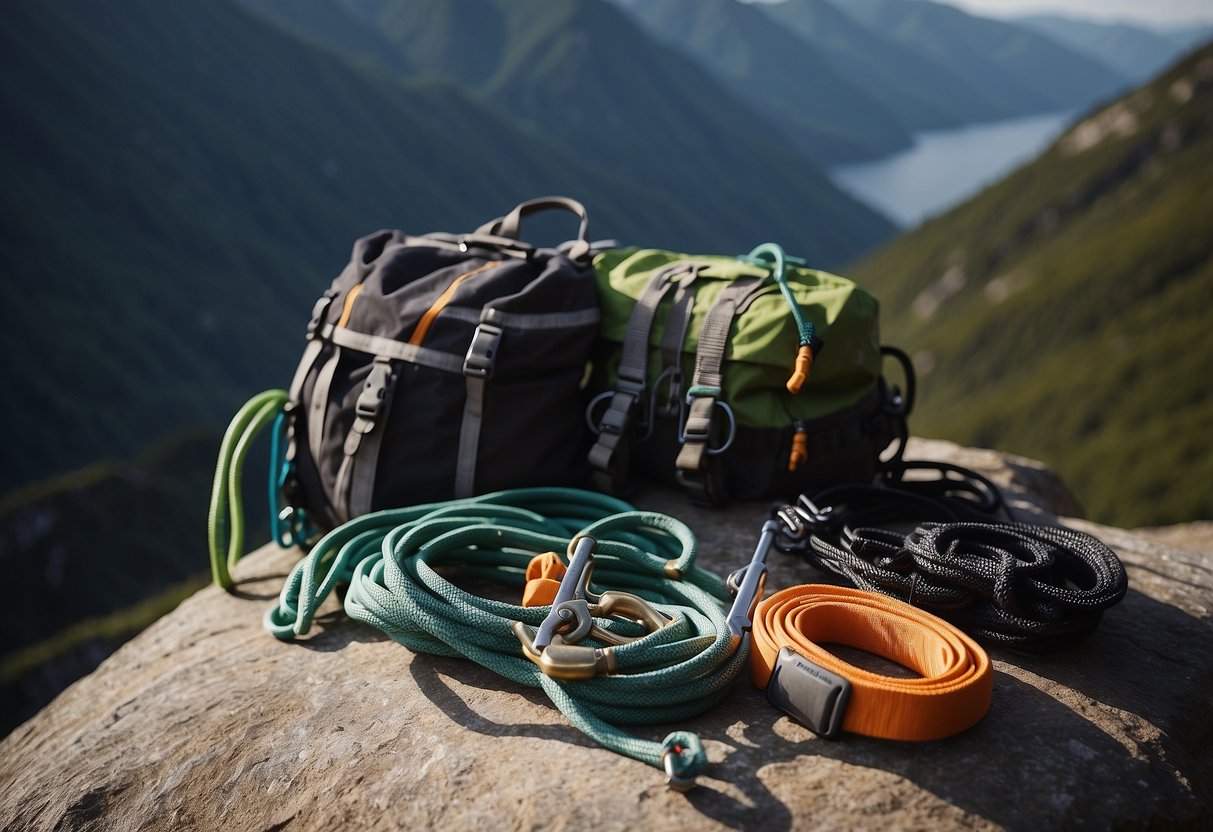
661;732;706;792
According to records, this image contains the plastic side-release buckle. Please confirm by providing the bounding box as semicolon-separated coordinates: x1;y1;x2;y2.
307;289;339;339
463;322;504;379
766;646;851;738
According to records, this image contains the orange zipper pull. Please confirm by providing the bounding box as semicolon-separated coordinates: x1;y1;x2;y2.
786;345;814;394
788;421;809;472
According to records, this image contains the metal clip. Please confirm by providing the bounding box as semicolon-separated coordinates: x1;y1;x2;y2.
677;394;736;455
725;519;780;648
513;536;674;680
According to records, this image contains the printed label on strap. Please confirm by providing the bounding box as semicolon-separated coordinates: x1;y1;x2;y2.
766;646;851;738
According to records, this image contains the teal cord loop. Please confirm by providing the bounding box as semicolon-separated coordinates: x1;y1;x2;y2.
268;409;313;550
742;243;816;349
265;488;745;786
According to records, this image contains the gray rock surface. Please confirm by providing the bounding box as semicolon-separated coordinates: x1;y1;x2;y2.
2;439;1210;830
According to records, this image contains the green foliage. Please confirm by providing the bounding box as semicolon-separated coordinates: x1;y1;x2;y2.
848;43;1213;527
0;431;228;655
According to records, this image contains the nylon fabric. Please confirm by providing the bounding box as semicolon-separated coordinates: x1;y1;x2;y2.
751;584;992;741
264;487;745;783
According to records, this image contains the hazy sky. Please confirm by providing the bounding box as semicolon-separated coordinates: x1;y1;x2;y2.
929;0;1213;27
745;0;1213;28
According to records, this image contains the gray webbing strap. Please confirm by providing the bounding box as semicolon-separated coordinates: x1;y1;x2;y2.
284;337;325;464
588;264;697;491
675;277;766;498
308;346;343;472
333;356;396;523
655;279;698;418
324;325;464;374
284;290;339;475
455;322;503;497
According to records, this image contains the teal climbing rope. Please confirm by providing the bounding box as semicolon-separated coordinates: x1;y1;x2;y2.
264;487;748;787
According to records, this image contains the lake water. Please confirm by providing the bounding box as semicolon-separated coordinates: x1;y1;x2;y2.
830;110;1076;229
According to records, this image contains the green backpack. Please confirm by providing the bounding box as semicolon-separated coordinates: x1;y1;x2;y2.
586;244;910;504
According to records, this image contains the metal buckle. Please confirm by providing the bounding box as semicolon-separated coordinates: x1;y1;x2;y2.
677;394;736;455
724;519;779;647
512;536;674;680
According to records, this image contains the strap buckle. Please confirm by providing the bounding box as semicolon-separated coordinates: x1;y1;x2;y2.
677;390;736;455
766;647;852;738
307;289;339;339
354;357;394;422
463;322;503;379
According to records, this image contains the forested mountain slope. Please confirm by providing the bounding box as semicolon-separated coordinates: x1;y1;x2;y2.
849;44;1213;526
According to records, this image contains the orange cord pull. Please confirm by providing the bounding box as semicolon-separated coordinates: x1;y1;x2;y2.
788;425;809;472
786;344;814;394
522;552;566;607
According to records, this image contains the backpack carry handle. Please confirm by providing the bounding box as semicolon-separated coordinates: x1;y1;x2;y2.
477;196;591;261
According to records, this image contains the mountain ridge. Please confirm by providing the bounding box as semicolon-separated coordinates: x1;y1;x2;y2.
616;0;914;162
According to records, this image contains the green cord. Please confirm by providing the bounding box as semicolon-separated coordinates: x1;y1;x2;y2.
208;389;288;589
265;487;747;785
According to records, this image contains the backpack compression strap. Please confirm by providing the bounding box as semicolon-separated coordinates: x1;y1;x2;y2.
588;263;700;493
674;276;766;503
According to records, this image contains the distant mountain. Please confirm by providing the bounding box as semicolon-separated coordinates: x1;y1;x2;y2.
613;0;914;162
0;0;892;494
847;43;1213;527
236;0;414;77
841;0;1130;114
1017;14;1194;82
1156;23;1213;53
336;0;894;248
760;0;1022;129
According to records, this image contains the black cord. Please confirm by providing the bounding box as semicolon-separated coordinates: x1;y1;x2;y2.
778;461;1128;651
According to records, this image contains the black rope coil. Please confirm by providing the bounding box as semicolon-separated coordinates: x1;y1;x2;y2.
780;462;1129;651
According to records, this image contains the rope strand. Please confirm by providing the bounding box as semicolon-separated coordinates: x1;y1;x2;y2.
265;488;745;783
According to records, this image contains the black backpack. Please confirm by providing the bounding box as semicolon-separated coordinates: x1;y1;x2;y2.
288;197;601;530
209;196;601;563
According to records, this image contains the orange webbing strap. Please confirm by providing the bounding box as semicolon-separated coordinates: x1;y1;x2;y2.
522;552;566;607
751;584;992;741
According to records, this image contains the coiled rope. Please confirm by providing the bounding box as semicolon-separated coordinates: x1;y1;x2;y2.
781;463;1128;650
805;521;1128;650
263;487;748;785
